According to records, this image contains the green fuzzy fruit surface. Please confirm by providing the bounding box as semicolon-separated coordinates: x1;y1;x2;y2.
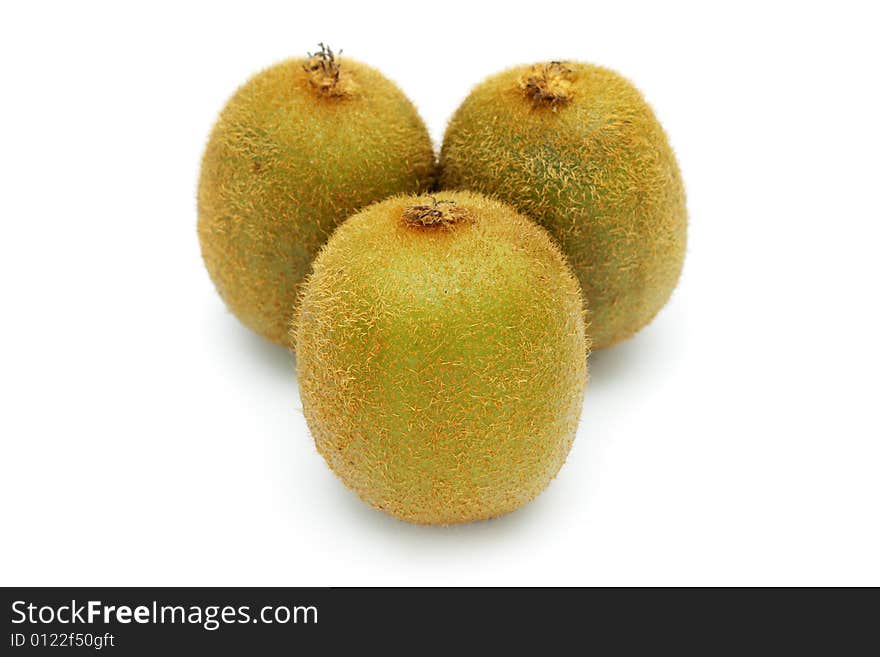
198;48;435;345
294;191;588;525
440;61;687;349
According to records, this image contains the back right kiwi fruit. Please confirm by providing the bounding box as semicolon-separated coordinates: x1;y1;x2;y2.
440;61;687;349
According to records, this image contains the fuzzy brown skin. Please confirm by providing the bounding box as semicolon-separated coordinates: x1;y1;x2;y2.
440;62;687;349
294;192;588;525
198;53;435;346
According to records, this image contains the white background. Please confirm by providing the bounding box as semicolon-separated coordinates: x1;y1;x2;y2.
1;1;878;586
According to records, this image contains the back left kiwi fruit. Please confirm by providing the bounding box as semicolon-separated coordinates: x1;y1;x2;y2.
198;45;436;345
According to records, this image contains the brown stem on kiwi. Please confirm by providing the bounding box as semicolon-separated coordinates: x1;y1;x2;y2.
303;43;354;98
403;197;472;228
519;61;575;106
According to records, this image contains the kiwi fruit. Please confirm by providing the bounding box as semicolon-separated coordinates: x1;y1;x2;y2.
294;191;588;525
198;45;435;345
440;61;687;349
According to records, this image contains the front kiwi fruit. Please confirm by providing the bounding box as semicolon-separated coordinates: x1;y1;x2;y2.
198;45;435;346
441;61;687;349
294;191;588;525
